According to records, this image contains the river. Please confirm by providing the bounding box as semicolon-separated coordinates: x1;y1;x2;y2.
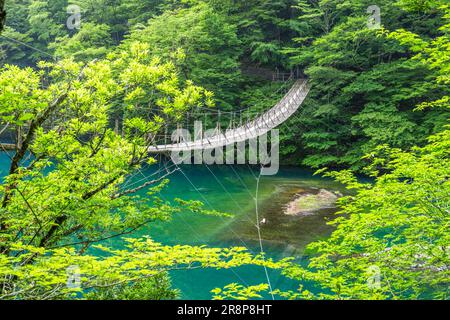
0;153;345;299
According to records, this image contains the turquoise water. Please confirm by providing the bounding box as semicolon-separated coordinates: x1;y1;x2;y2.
0;153;345;299
92;163;346;299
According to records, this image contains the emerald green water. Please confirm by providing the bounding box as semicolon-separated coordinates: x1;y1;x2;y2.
98;163;346;299
0;153;345;299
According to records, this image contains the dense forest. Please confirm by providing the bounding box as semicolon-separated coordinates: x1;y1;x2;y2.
0;0;448;301
1;0;449;170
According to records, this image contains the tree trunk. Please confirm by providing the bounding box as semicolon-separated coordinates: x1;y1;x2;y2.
16;126;22;150
0;0;6;33
114;118;120;135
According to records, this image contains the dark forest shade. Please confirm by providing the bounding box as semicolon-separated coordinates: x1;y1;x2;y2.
0;0;5;32
0;0;6;32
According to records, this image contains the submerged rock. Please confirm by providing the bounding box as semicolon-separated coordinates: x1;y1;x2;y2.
285;189;341;216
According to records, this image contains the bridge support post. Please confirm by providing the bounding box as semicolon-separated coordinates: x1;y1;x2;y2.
225;143;235;165
236;140;246;164
248;137;258;165
260;130;279;176
194;121;203;165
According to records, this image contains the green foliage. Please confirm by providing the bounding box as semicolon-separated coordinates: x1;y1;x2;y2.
0;0;60;64
0;46;256;300
221;5;450;299
283;0;449;169
122;3;242;109
281;127;450;299
50;22;113;60
0;238;274;300
1;0;449;301
85;273;179;300
216;123;449;299
211;283;269;300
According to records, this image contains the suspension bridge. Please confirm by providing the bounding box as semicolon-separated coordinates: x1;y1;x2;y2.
148;78;310;153
0;77;310;153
